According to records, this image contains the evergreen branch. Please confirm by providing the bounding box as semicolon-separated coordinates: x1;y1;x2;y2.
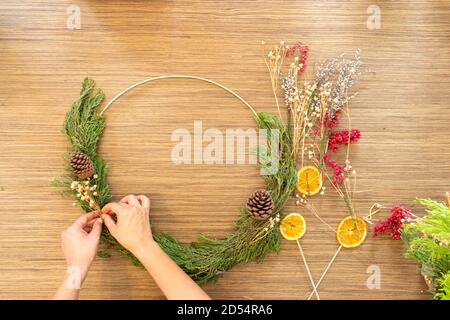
403;198;450;242
434;272;450;300
401;198;450;299
403;236;450;276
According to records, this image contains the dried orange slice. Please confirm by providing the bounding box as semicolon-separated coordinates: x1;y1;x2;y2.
336;216;367;248
296;166;322;196
280;213;306;240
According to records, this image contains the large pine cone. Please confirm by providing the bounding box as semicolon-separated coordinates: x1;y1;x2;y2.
70;150;94;179
246;189;274;220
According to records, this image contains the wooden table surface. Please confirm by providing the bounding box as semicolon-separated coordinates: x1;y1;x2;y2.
1;0;449;300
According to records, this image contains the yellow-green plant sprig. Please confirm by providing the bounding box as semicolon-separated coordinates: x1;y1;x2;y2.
402;198;450;300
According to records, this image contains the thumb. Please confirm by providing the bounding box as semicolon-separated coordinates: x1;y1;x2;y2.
102;214;117;236
88;218;103;240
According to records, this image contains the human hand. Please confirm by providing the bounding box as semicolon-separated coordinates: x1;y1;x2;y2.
101;194;210;300
101;194;153;256
60;211;103;281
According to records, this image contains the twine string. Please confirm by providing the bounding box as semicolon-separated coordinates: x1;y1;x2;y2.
364;203;383;225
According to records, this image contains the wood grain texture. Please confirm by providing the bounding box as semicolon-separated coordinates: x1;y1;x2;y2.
0;0;449;300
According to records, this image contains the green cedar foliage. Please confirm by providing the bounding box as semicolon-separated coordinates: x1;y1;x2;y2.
402;198;450;300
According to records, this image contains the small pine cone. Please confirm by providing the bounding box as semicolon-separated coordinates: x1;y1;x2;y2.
246;189;274;220
70;150;94;179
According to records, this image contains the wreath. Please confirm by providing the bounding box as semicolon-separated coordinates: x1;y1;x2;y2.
54;75;297;284
54;42;366;286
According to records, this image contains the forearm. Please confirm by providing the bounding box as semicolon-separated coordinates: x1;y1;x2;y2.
54;276;80;299
55;282;80;300
54;265;88;300
135;241;210;300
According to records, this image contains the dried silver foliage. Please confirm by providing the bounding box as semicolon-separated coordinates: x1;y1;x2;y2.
315;49;362;120
281;69;297;108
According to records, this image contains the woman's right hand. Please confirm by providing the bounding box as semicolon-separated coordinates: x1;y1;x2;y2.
102;194;210;300
101;194;154;255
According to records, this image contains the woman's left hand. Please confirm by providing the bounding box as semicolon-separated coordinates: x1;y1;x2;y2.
60;211;103;282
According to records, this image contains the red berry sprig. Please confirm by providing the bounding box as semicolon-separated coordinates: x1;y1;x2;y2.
285;42;309;75
323;109;341;128
323;154;345;185
328;129;361;153
373;205;412;240
323;128;361;185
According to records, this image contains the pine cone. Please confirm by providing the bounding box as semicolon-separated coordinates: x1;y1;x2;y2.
246;189;274;220
70;150;94;179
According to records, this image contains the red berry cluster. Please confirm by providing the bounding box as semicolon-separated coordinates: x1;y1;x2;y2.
323;110;341;128
320;105;361;185
322;128;361;185
328;129;361;153
323;154;345;185
285;42;308;75
373;205;412;239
